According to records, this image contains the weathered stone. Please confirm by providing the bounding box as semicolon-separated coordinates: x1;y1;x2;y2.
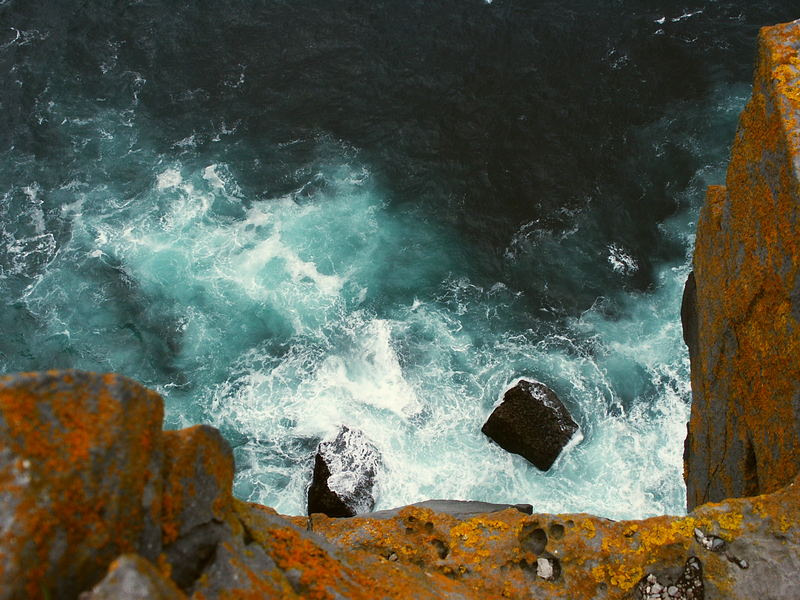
161;425;234;590
188;512;293;599
360;499;533;520
536;555;561;581
81;554;185;600
482;379;579;470
635;557;703;600
232;499;457;600
307;426;381;517
684;18;800;509
693;527;726;553
0;371;165;600
162;425;235;539
310;474;800;599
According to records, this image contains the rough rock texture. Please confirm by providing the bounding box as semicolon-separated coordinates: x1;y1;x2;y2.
81;554;185;600
683;18;800;510
482;379;579;470
0;371;165;600
359;499;533;520
308;477;800;599
161;425;234;590
307;425;380;517
2;369;800;599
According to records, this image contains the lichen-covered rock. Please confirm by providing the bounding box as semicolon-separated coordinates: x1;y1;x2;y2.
482;379;579;470
81;554;186;600
684;18;800;509
309;475;800;599
1;366;799;599
0;371;165;600
161;425;234;590
235;499;466;600
307;426;381;517
189;505;294;600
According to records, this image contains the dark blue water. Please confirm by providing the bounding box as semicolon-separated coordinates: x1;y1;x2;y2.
1;0;797;518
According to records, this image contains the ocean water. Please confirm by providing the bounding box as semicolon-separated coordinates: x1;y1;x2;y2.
1;0;797;519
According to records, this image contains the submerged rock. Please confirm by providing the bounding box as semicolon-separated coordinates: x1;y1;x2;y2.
307;425;381;517
482;379;579;471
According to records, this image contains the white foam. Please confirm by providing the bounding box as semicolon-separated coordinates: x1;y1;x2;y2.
156;168;182;190
672;10;703;23
607;243;639;274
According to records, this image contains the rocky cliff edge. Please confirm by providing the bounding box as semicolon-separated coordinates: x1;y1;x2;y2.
3;17;800;600
682;17;800;509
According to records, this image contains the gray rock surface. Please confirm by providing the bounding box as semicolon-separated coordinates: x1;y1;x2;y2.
81;555;185;600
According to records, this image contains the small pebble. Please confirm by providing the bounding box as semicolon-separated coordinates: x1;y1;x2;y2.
536;557;554;580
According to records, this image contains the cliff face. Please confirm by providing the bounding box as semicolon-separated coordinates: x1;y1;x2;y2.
683;18;800;510
3;18;800;600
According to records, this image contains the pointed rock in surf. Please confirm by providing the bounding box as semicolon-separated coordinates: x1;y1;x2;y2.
307;425;381;518
482;379;579;471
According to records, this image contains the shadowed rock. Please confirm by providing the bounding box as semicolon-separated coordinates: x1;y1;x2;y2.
307;425;381;517
161;425;234;590
81;554;185;600
482;380;579;471
681;271;699;362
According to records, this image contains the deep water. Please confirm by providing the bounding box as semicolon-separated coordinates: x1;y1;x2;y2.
1;0;797;518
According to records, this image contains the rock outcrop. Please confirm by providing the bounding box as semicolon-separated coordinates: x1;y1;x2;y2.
482;379;579;471
683;18;800;510
82;555;184;600
307;425;381;518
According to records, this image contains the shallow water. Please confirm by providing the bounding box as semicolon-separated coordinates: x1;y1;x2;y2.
1;0;797;518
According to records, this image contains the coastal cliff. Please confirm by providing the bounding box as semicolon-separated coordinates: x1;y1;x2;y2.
2;17;800;600
682;18;800;509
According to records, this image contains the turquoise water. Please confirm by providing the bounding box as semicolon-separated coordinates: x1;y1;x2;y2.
1;0;796;518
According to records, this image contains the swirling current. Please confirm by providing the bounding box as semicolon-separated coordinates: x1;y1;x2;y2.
1;0;797;518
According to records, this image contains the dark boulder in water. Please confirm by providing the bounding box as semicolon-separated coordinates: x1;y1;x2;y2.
307;426;381;517
482;380;579;471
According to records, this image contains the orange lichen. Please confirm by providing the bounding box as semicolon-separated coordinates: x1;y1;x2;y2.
161;425;234;547
686;18;800;509
0;371;165;599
